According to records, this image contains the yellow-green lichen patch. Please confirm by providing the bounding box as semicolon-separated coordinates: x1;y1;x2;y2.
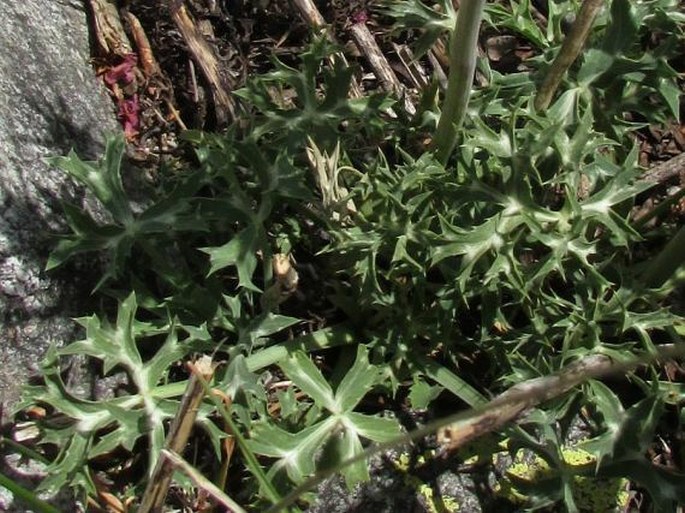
390;450;460;513
496;447;630;512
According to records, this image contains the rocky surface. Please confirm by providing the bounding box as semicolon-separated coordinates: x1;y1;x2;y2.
0;0;118;422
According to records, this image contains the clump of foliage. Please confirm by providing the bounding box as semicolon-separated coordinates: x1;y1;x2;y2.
12;1;685;512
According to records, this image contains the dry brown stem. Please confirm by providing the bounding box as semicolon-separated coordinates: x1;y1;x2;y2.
640;152;685;184
534;0;605;111
168;0;237;125
292;0;326;27
349;22;401;96
438;344;683;451
123;11;160;77
349;22;416;115
138;356;215;513
88;0;133;57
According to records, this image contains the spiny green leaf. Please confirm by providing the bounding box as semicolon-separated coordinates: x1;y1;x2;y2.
279;351;336;412
408;376;444;410
342;412;403;442
202;226;262;291
333;345;378;413
49;134;133;225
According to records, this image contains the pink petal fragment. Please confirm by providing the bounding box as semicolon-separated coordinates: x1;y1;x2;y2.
104;53;138;86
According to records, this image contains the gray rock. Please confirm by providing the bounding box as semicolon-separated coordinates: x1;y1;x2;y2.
0;0;118;421
307;448;484;513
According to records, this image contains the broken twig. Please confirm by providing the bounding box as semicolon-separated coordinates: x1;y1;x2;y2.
349;22;401;95
88;0;133;57
123;11;161;77
534;0;605;111
168;0;237;125
640;152;685;185
138;356;215;513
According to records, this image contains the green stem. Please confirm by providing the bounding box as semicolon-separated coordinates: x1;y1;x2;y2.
534;0;605;112
196;375;288;509
633;187;685;231
0;473;61;513
641;225;685;288
431;0;486;165
149;324;357;400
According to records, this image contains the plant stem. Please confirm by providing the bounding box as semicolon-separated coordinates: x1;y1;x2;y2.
159;449;248;513
197;375;287;508
0;473;62;513
641;225;685;288
534;0;605;112
431;0;486;165
138;356;215;513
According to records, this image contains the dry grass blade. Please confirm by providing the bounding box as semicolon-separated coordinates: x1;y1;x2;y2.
160;449;248;513
393;43;428;89
138;356;215;513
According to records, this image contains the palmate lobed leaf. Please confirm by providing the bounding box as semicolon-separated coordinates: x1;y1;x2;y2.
21;293;211;492
249;347;402;488
279;351;337;412
46;134;210;290
320;427;369;486
249;419;336;482
332;346;381;413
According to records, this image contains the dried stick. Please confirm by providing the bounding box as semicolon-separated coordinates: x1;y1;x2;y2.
640;152;685;184
349;22;402;96
291;0;364;98
631;153;685;228
534;0;605;111
168;0;237;125
350;21;417;115
88;0;133;57
160;449;247;513
123;11;161;77
292;0;326;26
138;356;215;513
